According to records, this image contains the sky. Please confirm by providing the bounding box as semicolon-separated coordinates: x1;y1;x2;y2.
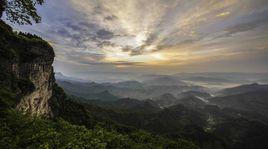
9;0;268;80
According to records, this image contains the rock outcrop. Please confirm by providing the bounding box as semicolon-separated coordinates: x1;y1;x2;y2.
16;63;55;117
0;20;62;117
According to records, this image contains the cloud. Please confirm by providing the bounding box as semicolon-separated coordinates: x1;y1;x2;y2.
217;12;231;17
13;0;268;74
218;8;268;38
76;59;145;67
97;41;117;48
104;15;118;21
96;29;114;40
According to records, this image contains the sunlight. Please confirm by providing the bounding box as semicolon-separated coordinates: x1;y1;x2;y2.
151;53;166;60
135;32;147;46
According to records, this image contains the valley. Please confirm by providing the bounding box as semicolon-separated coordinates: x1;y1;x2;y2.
55;73;268;149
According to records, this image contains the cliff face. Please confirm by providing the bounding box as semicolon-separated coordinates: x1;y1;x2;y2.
15;63;55;117
0;20;62;117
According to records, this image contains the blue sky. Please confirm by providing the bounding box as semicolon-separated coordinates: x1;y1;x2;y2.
8;0;268;78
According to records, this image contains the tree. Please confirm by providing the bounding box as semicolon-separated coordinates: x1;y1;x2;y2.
0;0;44;25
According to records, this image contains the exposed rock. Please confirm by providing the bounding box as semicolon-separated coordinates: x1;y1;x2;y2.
0;20;62;117
16;63;55;117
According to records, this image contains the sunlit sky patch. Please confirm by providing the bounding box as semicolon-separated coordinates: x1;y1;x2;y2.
10;0;268;78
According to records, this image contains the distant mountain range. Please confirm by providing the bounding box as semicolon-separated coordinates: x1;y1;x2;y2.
143;76;188;86
174;72;268;83
112;80;144;89
56;76;207;100
152;91;212;108
56;74;268;123
55;72;89;82
54;71;268;148
217;83;268;96
179;76;232;84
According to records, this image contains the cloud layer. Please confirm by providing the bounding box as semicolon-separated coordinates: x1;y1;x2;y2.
13;0;268;76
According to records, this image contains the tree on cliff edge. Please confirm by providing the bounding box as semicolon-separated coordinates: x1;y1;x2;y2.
0;0;44;25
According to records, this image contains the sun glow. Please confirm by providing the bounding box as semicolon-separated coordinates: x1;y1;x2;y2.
151;53;166;60
135;32;147;46
102;44;169;64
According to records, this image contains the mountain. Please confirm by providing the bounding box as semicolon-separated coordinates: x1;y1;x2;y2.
175;96;208;109
153;93;178;107
111;98;160;112
175;72;268;84
153;91;211;108
218;83;268;96
112;80;144;89
180;76;232;83
177;91;212;101
56;80;109;95
55;72;89;82
57;79;207;100
143;76;187;86
84;90;119;101
72;98;268;149
56;80;148;99
210;91;268;120
81;97;161;113
259;78;268;83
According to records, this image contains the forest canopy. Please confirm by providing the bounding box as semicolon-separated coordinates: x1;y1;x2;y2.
0;0;44;24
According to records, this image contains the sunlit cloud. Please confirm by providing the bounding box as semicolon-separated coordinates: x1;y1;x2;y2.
217;11;231;17
12;0;268;74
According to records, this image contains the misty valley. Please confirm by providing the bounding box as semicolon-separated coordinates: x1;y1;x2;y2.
55;72;268;149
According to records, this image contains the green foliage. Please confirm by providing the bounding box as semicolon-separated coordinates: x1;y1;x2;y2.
0;109;198;149
0;83;198;149
0;20;54;63
17;78;35;94
1;0;44;25
0;86;17;109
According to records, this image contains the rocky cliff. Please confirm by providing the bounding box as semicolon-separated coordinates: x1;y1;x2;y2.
0;20;62;117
